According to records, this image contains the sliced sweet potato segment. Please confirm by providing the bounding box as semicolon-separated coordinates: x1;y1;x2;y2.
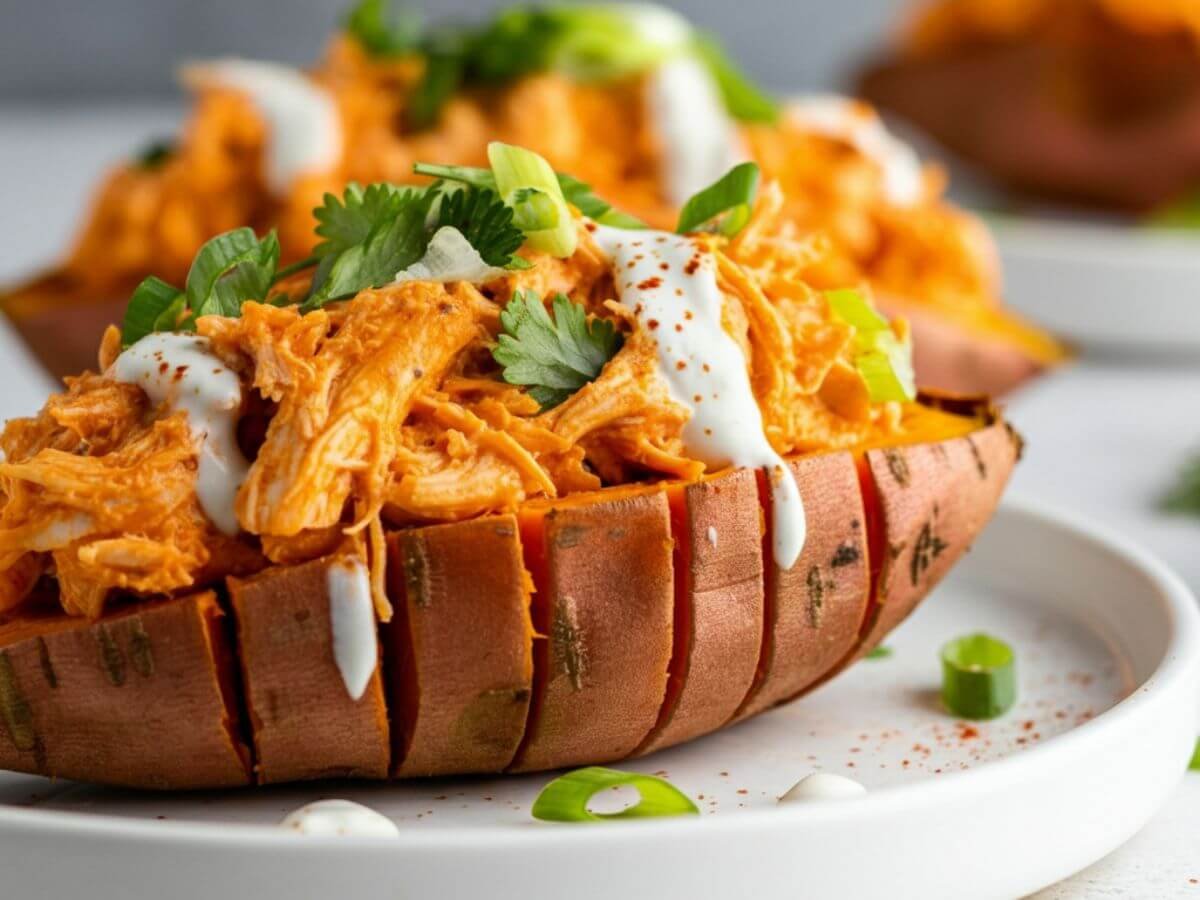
857;400;1021;656
510;489;674;773
0;591;251;789
227;556;389;784
734;452;871;719
637;469;764;755
385;514;533;777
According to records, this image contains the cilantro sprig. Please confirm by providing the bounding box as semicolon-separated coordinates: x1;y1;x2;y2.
1163;453;1200;515
493;291;622;409
343;0;421;58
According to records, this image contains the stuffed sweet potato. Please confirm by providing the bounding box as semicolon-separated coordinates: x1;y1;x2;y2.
1;2;1063;394
0;145;1018;789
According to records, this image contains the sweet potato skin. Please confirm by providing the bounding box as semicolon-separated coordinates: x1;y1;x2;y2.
858;416;1021;656
228;557;390;784
638;469;764;755
509;491;674;773
878;296;1048;398
385;515;533;777
735;452;871;719
0;592;251;789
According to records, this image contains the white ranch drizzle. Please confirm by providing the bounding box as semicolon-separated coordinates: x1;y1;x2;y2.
592;225;805;569
646;56;748;207
786;95;925;207
112;333;249;536
280;799;399;837
778;772;867;803
179;59;342;196
326;558;378;701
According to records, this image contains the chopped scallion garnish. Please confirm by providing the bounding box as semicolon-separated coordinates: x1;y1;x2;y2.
675;162;760;236
488;142;577;257
826;289;916;404
940;633;1016;720
531;766;699;822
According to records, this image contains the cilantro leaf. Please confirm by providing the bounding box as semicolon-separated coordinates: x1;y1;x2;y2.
313;182;411;258
121;276;184;348
493;291;622;409
186;228;280;318
433;186;525;266
134;138;175;171
406;37;466;132
344;0;421;58
306;189;434;308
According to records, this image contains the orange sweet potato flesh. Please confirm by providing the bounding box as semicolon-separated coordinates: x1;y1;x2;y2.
385;514;533;777
0;402;1016;789
227;556;390;784
509;489;674;772
0;591;251;788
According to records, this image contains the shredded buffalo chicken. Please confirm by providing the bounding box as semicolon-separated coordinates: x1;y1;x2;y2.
0;203;903;621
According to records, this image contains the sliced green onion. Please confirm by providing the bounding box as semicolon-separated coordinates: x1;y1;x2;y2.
1189;738;1200;771
556;172;646;229
940;633;1016;720
865;645;892;660
121;276;184;348
675;162;760;236
825;289;916;404
488;142;577;257
531;766;699;823
412;162;496;191
546;5;690;82
691;32;778;123
509;187;561;232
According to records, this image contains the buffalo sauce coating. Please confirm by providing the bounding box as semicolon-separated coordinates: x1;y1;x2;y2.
179;59;342;195
786;95;924;206
112;332;250;536
592;224;806;569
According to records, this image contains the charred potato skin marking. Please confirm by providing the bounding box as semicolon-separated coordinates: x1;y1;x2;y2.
734;452;871;720
637;469;765;756
228;557;390;784
509;491;675;773
0;592;251;789
385;514;533;777
857;412;1019;657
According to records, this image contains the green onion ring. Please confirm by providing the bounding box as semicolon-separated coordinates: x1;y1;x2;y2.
940;633;1017;720
531;766;699;823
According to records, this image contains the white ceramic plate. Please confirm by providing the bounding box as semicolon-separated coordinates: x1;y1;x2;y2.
992;217;1200;354
0;497;1196;900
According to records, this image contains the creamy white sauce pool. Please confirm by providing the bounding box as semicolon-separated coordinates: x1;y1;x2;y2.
786;95;924;206
647;57;747;207
592;225;805;569
280;799;399;837
113;333;250;536
779;772;867;804
180;59;342;195
327;558;378;701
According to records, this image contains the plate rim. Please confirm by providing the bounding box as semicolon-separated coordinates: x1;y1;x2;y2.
0;494;1196;850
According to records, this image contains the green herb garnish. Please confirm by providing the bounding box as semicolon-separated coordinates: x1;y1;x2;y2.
133;138;176;171
940;633;1016;720
825;288;916;404
1189;738;1200;771
865;646;892;660
493;290;622;409
557;173;647;229
121;277;186;348
692;32;778;124
1162;454;1200;514
675;162;760;236
531;766;699;822
343;0;421;58
187;228;281;318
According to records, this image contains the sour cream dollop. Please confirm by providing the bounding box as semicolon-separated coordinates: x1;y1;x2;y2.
779;772;867;804
180;59;342;195
112;333;250;536
786;95;925;207
647;56;748;207
592;225;805;569
280;799;399;837
327;558;379;701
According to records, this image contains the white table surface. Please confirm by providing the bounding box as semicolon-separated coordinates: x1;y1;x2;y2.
2;104;1200;898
